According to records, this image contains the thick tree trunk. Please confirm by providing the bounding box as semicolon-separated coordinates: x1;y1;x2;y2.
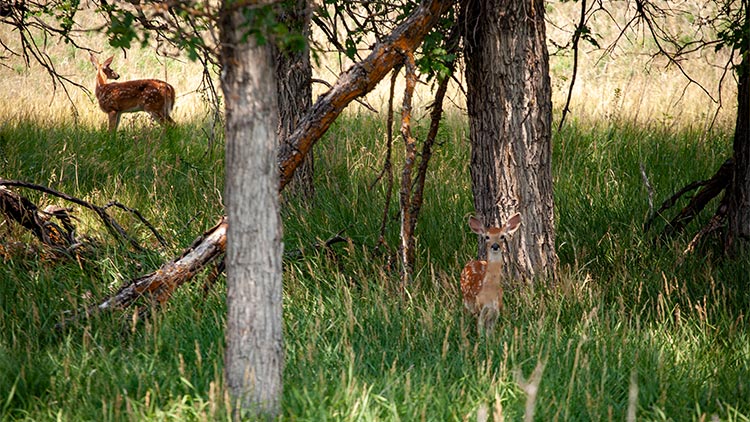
727;19;750;251
276;0;314;200
462;0;558;284
220;4;283;418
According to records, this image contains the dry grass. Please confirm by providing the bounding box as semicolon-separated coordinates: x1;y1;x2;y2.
0;2;739;131
546;1;736;130
0;9;210;129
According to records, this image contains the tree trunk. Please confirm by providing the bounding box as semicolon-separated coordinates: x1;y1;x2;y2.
277;0;453;190
58;0;452;328
220;4;283;418
727;6;750;251
398;52;418;284
462;0;558;284
276;0;314;200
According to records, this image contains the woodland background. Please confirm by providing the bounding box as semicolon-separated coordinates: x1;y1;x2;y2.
1;1;749;421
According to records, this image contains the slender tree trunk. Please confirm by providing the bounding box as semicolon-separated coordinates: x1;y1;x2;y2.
220;4;283;418
276;0;314;200
727;6;750;251
398;52;418;284
462;0;558;284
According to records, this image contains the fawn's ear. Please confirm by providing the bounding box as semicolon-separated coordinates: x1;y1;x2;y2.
468;216;486;235
103;56;114;67
89;53;98;67
503;213;522;235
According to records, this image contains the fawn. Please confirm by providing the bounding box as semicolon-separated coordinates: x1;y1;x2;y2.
460;212;522;334
90;53;175;132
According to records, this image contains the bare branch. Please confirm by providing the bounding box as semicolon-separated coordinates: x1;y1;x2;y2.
0;179;147;251
645;159;734;237
103;200;168;248
372;67;399;248
558;0;587;131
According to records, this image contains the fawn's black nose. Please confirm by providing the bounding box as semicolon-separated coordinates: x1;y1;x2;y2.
491;243;500;251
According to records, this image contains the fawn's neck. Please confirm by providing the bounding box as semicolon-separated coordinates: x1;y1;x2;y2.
96;71;109;89
475;259;504;308
483;260;504;287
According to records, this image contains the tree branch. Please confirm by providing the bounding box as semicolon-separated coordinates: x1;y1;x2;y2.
278;0;453;190
557;0;587;131
0;179;148;251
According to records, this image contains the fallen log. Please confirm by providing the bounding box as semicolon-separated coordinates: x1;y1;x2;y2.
0;179;158;251
58;217;227;328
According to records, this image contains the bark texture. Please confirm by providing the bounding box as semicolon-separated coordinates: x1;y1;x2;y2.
462;0;558;284
727;12;750;250
220;5;283;418
276;0;314;199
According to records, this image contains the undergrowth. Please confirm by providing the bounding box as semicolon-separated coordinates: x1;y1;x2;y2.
0;114;748;421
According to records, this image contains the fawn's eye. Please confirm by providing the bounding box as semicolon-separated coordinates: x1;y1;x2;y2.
485;235;490;240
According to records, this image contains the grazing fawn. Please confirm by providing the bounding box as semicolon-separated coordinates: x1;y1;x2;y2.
460;212;522;334
90;53;175;132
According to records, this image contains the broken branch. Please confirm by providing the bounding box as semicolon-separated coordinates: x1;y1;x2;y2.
0;179;146;251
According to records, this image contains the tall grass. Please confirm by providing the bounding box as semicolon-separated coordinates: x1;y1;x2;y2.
2;2;748;419
1;109;749;420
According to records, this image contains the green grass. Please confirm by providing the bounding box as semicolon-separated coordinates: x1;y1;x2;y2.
1;113;749;421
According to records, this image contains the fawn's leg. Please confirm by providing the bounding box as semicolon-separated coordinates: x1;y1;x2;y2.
108;111;121;132
478;306;499;336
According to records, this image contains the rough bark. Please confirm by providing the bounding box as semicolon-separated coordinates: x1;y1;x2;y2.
278;0;453;190
462;0;558;285
220;3;283;418
727;8;750;251
276;0;314;200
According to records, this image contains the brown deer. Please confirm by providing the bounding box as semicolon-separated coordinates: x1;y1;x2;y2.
90;53;175;132
460;212;521;334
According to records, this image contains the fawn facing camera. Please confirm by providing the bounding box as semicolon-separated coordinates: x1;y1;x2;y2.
90;53;176;132
460;212;522;334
